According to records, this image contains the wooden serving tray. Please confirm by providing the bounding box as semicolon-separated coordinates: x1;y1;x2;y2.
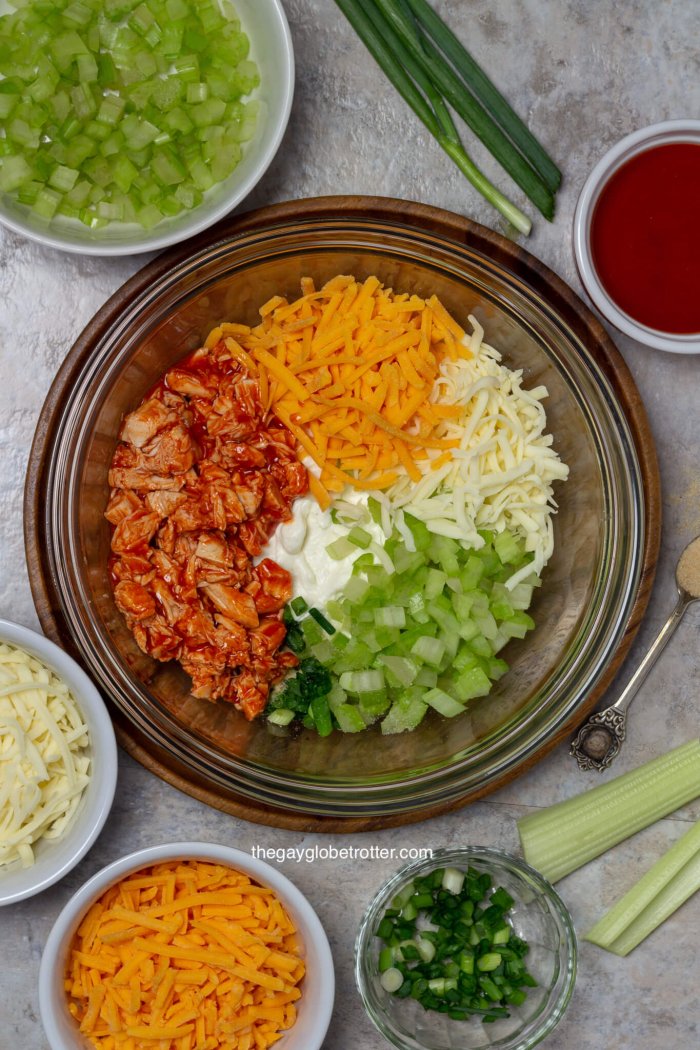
24;196;660;832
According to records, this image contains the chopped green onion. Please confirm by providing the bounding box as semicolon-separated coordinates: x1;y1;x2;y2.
308;608;336;635
267;709;295;727
374;863;536;1018
380;967;404;993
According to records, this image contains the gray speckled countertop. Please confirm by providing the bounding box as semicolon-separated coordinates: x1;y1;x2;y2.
2;1;700;1047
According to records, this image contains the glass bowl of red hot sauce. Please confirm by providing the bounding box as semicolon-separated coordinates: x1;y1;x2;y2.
573;119;700;353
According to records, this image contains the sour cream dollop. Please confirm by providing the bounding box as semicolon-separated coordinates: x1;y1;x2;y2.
262;493;384;608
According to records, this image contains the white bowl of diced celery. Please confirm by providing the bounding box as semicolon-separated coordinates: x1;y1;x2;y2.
0;0;294;255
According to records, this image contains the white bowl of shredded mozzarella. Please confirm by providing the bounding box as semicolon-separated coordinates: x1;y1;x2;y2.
0;620;117;906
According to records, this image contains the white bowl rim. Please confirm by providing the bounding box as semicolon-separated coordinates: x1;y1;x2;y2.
0;0;294;257
0;618;118;905
38;840;335;1050
573;118;700;354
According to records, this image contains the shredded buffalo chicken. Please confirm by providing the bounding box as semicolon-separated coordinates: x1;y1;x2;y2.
105;339;308;719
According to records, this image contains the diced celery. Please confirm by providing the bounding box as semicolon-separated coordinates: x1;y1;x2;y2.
96;95;126;126
121;114;161;149
97;200;124;220
62;1;94;27
335;704;366;733
373;606;406;629
424;688;464;718
0;155;32;192
494;529;523;565
381;695;428;734
468;634;493;659
343;576;369;604
8;118;40;150
474;610;498;641
187;156;215;191
151;147;186;185
173;182;202;209
100;131;124;158
32;186;62;218
358;693;391;716
48;164;80;192
326;537;356;561
189;97;226;127
76;52;98;83
301;618;324;647
172;52;199;81
340;669;385;695
0;93;20;121
16;180;42;205
451;667;491;702
70;82;97;119
414;667;437;688
136;202;163;228
424;567;447;599
403;512;432;551
378;655;418;687
83;119;111;142
186;82;209;104
411;636;445;668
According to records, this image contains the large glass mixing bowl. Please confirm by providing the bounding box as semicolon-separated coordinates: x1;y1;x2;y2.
25;198;659;822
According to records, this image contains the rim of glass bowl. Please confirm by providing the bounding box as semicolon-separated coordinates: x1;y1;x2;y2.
355;847;577;1050
30;209;648;816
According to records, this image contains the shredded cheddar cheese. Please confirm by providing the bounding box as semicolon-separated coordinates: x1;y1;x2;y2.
66;860;305;1050
204;275;471;503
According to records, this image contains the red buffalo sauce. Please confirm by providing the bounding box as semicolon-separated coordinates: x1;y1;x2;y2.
590;142;700;334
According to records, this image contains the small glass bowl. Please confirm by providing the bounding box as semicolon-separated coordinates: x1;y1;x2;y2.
573;119;700;354
355;848;576;1050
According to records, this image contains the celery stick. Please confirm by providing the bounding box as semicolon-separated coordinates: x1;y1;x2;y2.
517;740;700;883
585;818;700;956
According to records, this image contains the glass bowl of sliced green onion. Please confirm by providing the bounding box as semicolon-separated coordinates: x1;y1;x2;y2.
356;847;577;1050
0;0;293;255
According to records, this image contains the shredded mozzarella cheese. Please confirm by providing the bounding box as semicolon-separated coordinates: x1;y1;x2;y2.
0;643;90;869
386;317;569;586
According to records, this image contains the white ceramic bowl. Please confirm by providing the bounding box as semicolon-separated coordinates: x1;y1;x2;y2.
573;119;700;354
0;0;294;256
39;841;335;1050
0;620;118;906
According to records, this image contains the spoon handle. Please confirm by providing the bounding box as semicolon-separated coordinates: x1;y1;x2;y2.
609;593;689;715
571;593;690;771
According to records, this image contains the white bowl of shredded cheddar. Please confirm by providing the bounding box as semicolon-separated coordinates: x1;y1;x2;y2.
0;619;118;906
39;841;335;1050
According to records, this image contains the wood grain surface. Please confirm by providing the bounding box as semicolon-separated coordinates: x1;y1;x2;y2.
24;196;661;832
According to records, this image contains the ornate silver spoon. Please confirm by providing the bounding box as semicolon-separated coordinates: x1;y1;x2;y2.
571;535;700;772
